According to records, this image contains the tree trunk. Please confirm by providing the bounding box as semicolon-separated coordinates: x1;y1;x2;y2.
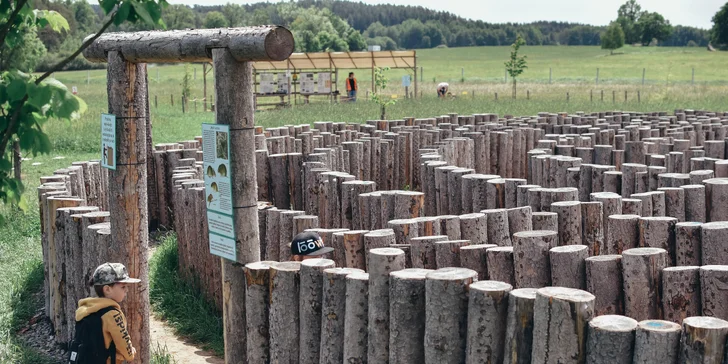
106;51;151;363
550;245;588;290
607;214;641;254
367;248;406;363
552;201;583;246
343;272;369;364
585;255;624;315
700;221;728;265
465;281;512;364
410;235;448;269
486;246;515;286
585;315;638;364
244;261;274;364
269;262;302;364
424;268;478;364
459;244;496;280
700;265;728;320
299;259;336;364
662;266;701;324
389;268;433;364
513;230;558;288
481;209;511;246
531;287;595;364
622;247;668;321
632;319;681;363
678;316;728;363
435;240;469;269
320;268;365;364
503;288;538;364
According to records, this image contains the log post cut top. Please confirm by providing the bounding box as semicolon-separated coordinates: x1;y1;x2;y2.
83;26;294;63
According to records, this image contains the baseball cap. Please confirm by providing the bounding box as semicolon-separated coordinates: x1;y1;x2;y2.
290;232;333;256
92;263;141;286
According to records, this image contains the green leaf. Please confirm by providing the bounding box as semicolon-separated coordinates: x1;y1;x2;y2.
7;79;27;102
27;84;53;109
34;10;70;33
146;1;163;22
54;91;81;119
99;0;118;14
131;1;154;25
115;1;132;25
43;78;69;92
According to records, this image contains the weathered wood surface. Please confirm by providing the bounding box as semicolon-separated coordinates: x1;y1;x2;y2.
84;26;295;63
389;268;432;364
465;280;512;364
367;248;406;363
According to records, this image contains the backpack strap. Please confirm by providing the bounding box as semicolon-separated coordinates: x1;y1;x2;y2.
95;306;120;363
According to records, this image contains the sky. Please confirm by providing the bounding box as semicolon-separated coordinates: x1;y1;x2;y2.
122;0;724;29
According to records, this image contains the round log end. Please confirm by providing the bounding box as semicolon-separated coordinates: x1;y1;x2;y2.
589;315;638;332
271;261;302;272
701;221;728;231
510;287;538;300
637;319;682;332
470;280;513;292
513;230;558;239
364;229;395;238
369;247;405;257
390;268;433;280
426;267;478;281
324;267;364;276
536;286;595;303
551;245;588;254
682;316;728;330
301;258;335;269
622;247;668;257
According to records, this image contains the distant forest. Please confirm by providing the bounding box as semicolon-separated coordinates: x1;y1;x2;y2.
26;0;712;72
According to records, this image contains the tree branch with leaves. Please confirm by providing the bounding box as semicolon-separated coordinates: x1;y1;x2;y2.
370;66;396;120
0;0;167;216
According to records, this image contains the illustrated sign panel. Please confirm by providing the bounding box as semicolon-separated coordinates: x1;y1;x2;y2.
301;73;315;93
402;75;411;87
100;113;116;170
260;73;275;94
277;73;289;94
318;72;331;93
202;123;236;261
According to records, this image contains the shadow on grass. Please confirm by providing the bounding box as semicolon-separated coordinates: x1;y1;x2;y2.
149;233;224;357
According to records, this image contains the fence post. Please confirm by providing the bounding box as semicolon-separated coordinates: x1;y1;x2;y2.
154;95;158;108
596;68;599;85
642;68;645;86
567;92;570;102
549;68;552;84
527;90;530;100
495;92;498;101
590;89;593;102
182;95;186;113
638;91;641;103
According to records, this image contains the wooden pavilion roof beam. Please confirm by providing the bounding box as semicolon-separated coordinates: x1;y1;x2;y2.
83;26;294;63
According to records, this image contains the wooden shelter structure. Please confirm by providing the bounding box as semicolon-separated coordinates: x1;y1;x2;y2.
252;50;418;108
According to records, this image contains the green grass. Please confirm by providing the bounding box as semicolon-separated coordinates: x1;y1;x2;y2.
151;343;178;364
149;233;224;357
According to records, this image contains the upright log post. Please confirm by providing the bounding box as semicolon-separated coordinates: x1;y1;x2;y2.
502;288;538;364
344;272;370;364
389;268;433;364
106;51;151;363
585;315;638;364
633;319;681;363
368;248;406;363
679;316;728;362
212;48;262;364
320;268;365;364
299;259;336;364
622;247;668;321
465;281;512;364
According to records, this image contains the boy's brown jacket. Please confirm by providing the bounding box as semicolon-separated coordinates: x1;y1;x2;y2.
75;297;135;364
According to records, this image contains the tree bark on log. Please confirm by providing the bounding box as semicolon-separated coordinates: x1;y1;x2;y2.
682;184;706;223
459;213;487;245
638;216;677;264
244;261;275;364
424;268;478;364
633;319;681;364
106;51;151;362
550;245;588;290
700;222;728;266
393;191;424;219
269;153;291;209
678;316;728;363
435;240;469;268
674;222;702;266
264;208;282;261
465;281;512;364
507;206;533;235
585;315;638;364
343;272;369;364
410;235;448;269
532;212;558;232
502;288;538;364
513;230;558;288
590;192;622;244
459;244;496;280
659;187;686;222
703;178;728;222
585;255;624;315
622;247;669;321
552;201;583;246
438;215;461;240
486;247;515;286
298;259;336;364
389;268;433;364
320;267;365;364
448;168;474;214
700;265;728;321
269;262;302;364
481;209;511;246
607;214;641;254
662;266;701;324
367;248;406;364
531;287;595;364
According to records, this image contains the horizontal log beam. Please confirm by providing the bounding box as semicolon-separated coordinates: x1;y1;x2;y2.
83;26;294;63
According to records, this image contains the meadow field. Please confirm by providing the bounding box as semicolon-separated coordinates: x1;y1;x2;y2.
1;44;727;362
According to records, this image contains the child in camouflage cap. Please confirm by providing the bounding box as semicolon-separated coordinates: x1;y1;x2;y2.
74;263;140;363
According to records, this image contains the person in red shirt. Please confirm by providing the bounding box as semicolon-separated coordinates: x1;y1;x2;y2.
346;72;358;102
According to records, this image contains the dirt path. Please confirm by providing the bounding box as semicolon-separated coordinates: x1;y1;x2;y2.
150;315;224;364
148;245;224;364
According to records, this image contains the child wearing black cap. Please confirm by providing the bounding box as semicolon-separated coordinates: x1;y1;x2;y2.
290;231;333;261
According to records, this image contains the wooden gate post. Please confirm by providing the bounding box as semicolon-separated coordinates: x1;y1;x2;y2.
106;51;151;363
212;48;261;364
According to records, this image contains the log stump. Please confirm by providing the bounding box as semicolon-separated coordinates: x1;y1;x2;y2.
531;287;595;364
367;248;406;363
700;265;728;321
633;319;681;363
638;216;678;265
622;247;669;321
486;246;515;286
607;214;641;254
343;272;369;364
551;201;583;246
586;255;624;315
424;268;478;364
700;222;728;266
410;235;448;269
481;209;511;246
550;245;588;290
299;259;336;364
503;288;538;364
319;267;365;364
459;244;496;280
678;316;728;363
465;281;512;364
585;315;638;364
389;268;433;364
532;212;558;232
459;213;487;245
269;262;302;364
662;266;701;324
513;230;558;288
